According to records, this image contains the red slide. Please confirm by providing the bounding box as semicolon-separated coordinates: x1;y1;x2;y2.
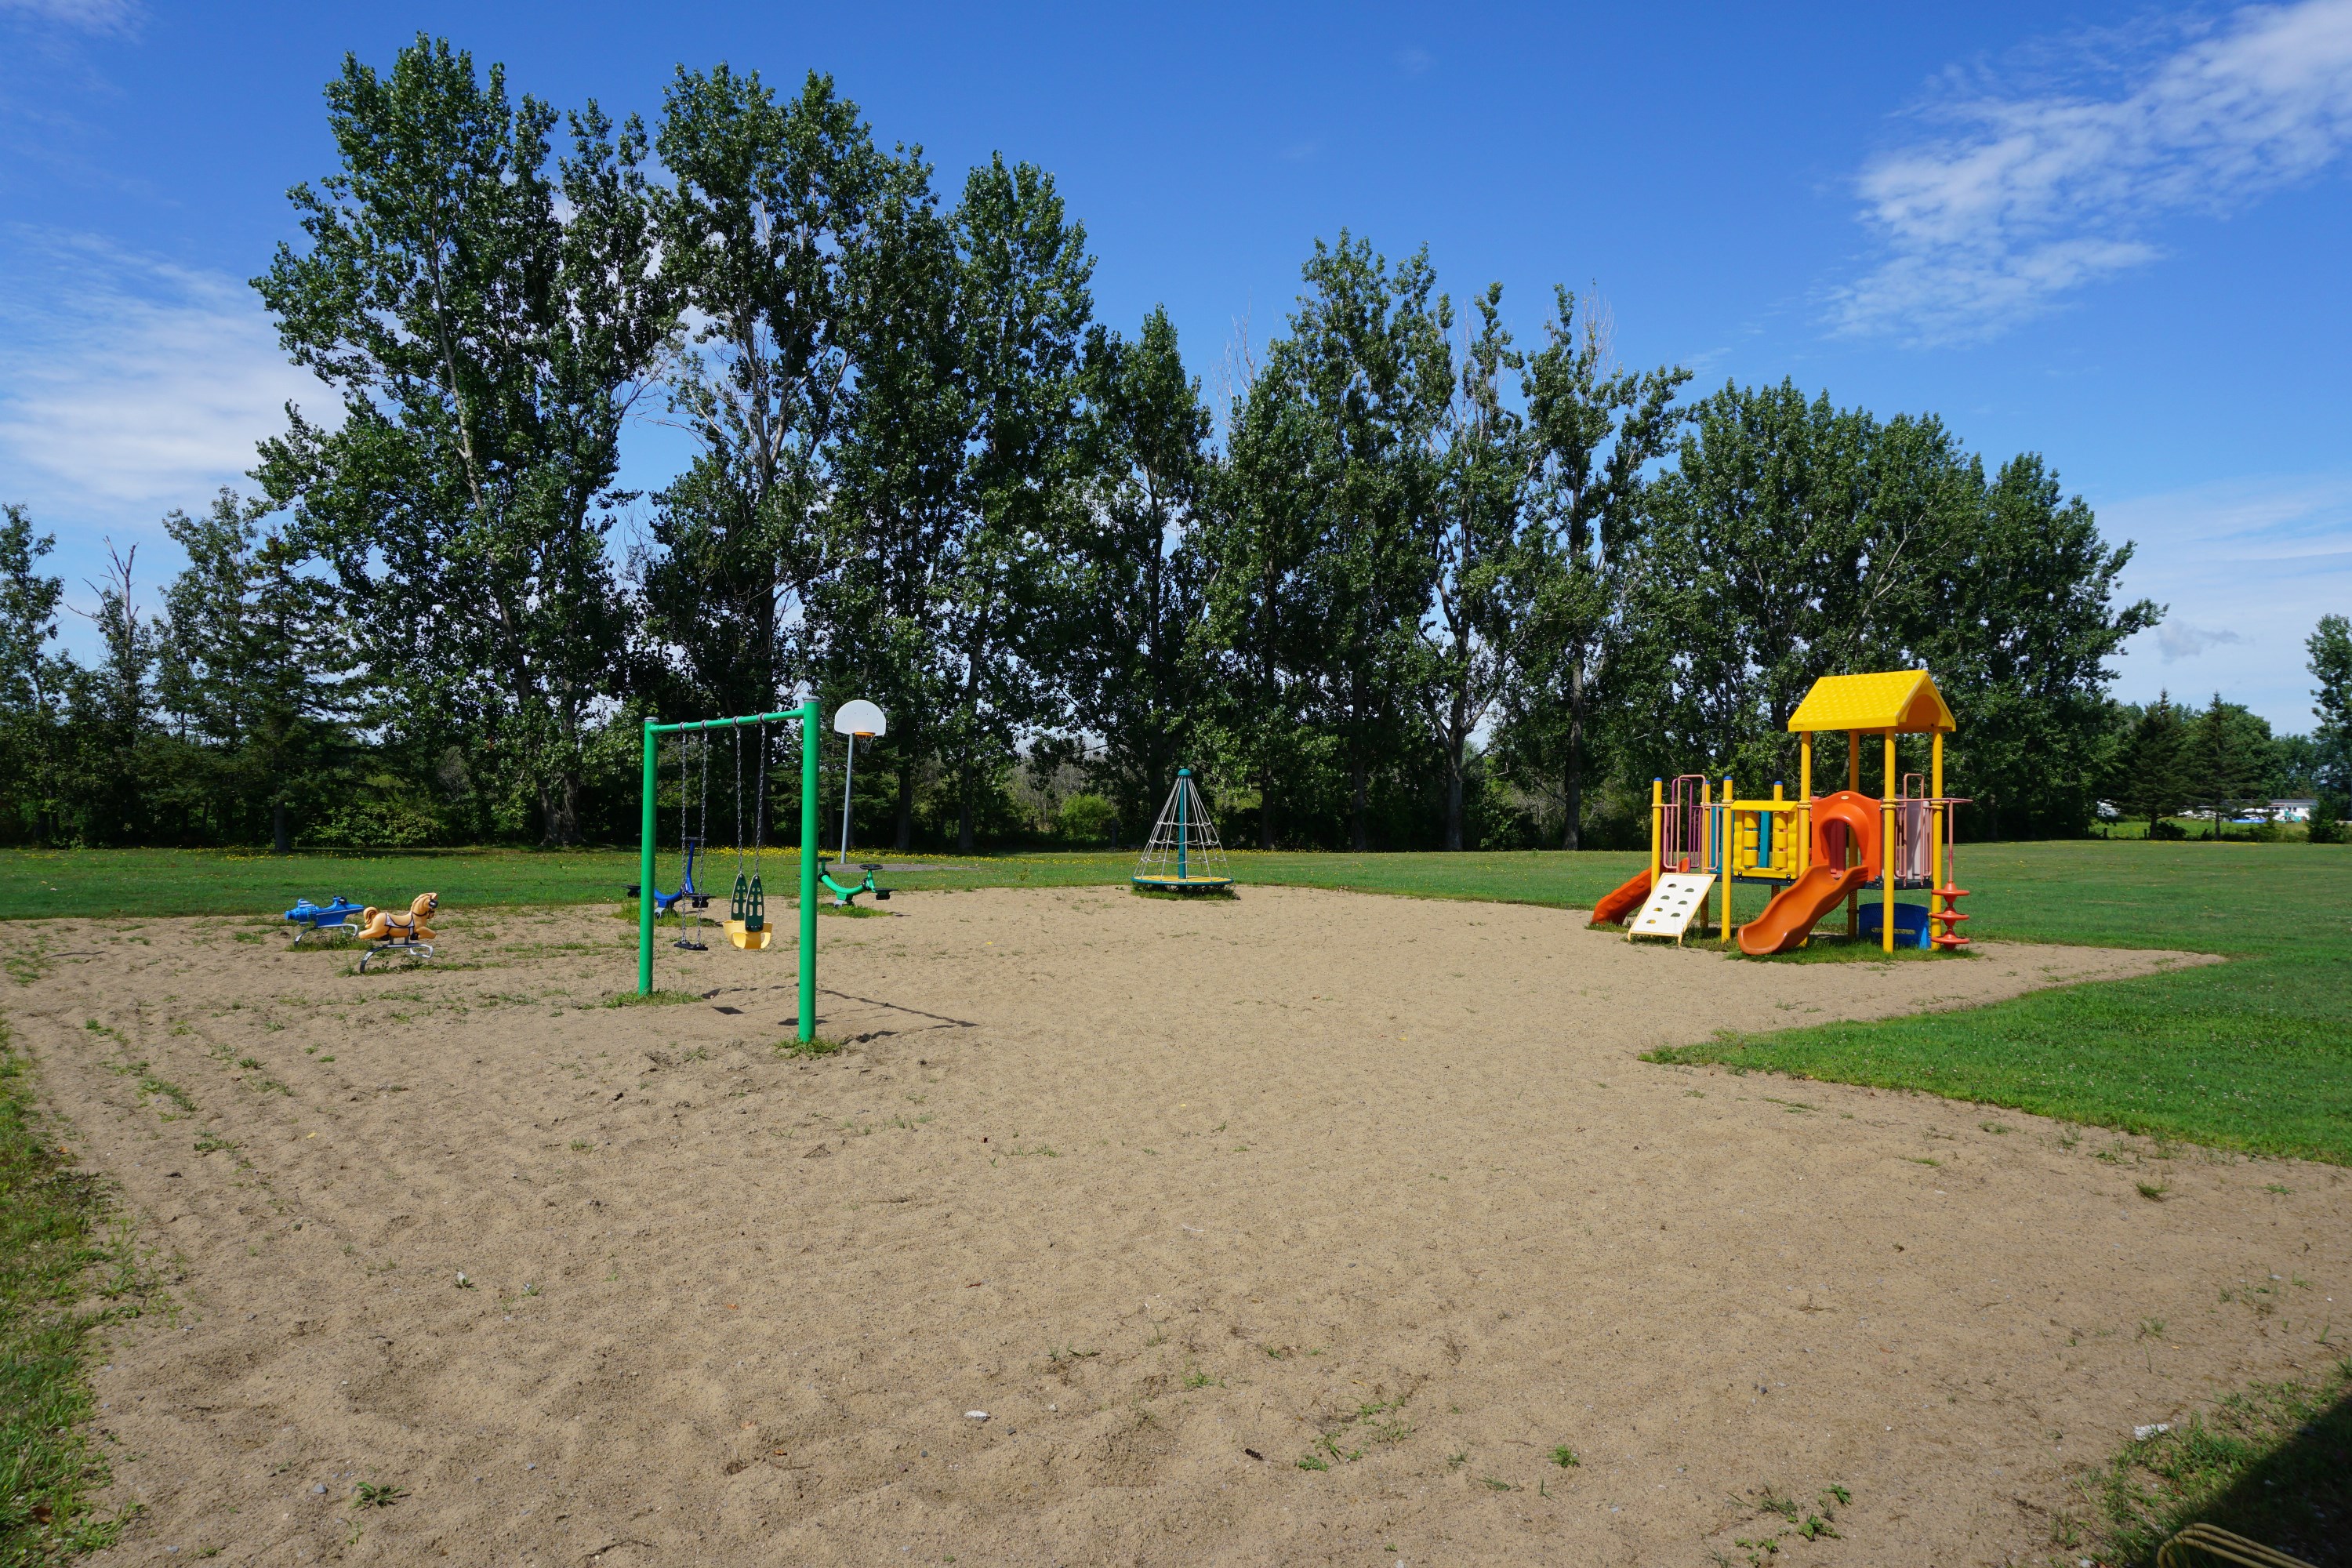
1736;863;1869;956
1590;866;1654;926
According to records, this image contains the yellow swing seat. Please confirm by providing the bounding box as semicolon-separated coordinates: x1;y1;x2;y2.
724;919;771;951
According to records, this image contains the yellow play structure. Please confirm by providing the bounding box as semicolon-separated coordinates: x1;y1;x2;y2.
1591;670;1971;955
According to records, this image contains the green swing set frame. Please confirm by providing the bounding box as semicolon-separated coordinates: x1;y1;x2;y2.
637;702;820;1040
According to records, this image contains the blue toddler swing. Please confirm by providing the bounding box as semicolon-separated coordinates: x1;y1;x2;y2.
625;732;713;949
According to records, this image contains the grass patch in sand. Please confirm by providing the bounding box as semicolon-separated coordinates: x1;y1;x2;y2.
2085;1356;2350;1567
1650;842;2352;1163
777;1036;844;1059
601;989;702;1008
0;1021;145;1561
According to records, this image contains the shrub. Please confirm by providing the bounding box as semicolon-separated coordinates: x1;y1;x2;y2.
1057;793;1120;845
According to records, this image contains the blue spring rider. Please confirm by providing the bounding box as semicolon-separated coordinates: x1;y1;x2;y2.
282;895;365;942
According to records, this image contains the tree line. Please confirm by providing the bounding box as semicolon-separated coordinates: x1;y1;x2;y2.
2;37;2336;854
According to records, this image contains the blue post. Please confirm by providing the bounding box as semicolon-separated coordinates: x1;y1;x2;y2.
1177;768;1189;882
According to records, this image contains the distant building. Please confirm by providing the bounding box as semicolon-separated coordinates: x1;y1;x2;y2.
2270;798;2318;822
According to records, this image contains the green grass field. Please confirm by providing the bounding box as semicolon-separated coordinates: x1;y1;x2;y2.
2;840;2348;1163
1652;840;2352;1165
0;844;1648;921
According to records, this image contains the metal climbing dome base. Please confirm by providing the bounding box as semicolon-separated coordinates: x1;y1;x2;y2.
1132;769;1233;892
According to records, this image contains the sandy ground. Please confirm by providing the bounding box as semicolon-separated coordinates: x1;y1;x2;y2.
9;884;2347;1568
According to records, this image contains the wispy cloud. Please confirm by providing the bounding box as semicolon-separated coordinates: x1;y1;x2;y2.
0;0;139;34
0;233;330;515
2102;470;2352;724
1395;46;1436;76
2156;621;2249;659
1833;0;2352;343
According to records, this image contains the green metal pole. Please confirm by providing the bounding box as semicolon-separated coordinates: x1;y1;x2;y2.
798;699;819;1043
637;717;658;995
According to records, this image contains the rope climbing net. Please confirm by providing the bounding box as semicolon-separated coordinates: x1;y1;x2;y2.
1132;769;1232;892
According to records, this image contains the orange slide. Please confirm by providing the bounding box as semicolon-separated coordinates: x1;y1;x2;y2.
1589;866;1653;926
1735;863;1869;955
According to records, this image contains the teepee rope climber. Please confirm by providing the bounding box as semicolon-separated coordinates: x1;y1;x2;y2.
1132;768;1233;893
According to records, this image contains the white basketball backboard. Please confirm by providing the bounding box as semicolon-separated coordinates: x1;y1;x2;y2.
833;699;886;738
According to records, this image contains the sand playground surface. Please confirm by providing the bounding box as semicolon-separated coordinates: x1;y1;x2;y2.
10;885;2348;1566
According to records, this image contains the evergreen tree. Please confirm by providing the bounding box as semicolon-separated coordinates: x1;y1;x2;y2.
2182;692;2265;837
2110;695;2189;834
154;490;354;849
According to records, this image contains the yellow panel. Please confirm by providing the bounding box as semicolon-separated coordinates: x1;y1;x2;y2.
1785;670;1955;735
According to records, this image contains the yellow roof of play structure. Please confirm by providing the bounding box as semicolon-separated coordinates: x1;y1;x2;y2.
1786;670;1955;735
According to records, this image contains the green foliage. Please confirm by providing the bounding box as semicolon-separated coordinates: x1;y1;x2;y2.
643;66;884;726
1054;793;1120;845
1036;307;1214;833
2309;614;2352;796
2110;695;2190;832
1498;289;1690;849
253;34;670;845
1636;383;2156;837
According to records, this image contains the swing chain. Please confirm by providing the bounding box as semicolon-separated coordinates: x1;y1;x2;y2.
730;728;749;923
746;723;768;933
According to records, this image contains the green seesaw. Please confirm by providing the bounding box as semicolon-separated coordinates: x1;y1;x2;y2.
820;699;891;908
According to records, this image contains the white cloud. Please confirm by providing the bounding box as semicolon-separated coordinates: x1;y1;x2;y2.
2102;471;2352;727
2155;621;2249;659
1833;0;2352;343
1395;46;1436;76
0;234;332;514
0;0;138;33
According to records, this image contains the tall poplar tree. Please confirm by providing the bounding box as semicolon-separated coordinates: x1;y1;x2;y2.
2310;614;2352;798
1202;358;1326;848
1500;289;1687;848
1419;284;1533;851
255;35;671;843
644;67;884;720
935;154;1094;850
822;147;968;849
1280;234;1452;850
1043;306;1214;826
0;506;64;841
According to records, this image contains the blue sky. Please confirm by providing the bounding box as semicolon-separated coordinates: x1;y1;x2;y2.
3;0;2349;730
